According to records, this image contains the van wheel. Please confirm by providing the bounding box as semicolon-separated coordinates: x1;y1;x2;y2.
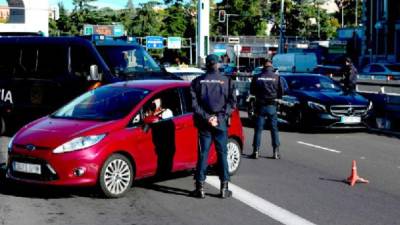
99;154;134;198
227;138;241;175
0;117;5;135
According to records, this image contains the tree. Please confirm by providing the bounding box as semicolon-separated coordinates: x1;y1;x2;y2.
131;1;163;36
70;0;98;34
162;2;188;36
334;0;361;27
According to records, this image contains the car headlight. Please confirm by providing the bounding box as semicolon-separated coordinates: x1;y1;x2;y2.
7;135;15;153
307;101;327;112
53;134;106;154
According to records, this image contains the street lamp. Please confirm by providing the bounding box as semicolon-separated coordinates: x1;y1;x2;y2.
278;0;285;54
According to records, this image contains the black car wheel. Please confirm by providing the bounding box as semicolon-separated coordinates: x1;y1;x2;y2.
99;154;134;198
227;138;241;175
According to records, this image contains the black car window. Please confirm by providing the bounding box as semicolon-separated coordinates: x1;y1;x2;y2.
386;65;400;72
180;87;193;113
71;45;102;80
0;45;19;76
2;44;69;79
97;46;161;77
52;86;149;121
285;76;341;91
142;89;183;120
370;65;385;72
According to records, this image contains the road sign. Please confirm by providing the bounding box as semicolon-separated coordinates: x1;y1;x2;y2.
83;24;125;37
146;36;164;49
167;37;182;49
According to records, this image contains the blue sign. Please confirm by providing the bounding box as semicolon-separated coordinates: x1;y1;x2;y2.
146;36;164;49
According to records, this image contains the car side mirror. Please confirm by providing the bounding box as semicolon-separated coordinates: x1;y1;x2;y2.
89;65;102;81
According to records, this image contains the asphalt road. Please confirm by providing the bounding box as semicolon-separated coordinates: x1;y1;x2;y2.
0;114;400;225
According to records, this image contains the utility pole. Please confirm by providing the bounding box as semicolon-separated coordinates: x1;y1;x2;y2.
341;0;344;28
355;0;358;26
197;0;210;67
226;14;239;37
278;0;285;53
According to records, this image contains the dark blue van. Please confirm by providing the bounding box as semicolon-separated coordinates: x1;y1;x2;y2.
0;36;177;134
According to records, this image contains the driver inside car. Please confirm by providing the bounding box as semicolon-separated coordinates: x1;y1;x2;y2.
145;98;173;121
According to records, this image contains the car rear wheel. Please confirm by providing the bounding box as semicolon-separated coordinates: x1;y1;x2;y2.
99;154;134;198
227;138;241;175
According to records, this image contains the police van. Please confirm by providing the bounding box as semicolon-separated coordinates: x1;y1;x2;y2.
0;35;178;134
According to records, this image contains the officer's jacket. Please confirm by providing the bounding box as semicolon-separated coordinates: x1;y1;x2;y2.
190;71;236;123
250;67;284;105
341;64;358;86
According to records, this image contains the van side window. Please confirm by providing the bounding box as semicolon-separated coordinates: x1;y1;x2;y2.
71;46;102;80
0;46;19;76
4;45;68;79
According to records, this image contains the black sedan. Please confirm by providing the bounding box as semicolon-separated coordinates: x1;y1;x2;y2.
247;73;373;130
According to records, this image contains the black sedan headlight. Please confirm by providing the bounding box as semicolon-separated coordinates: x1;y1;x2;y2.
307;101;327;112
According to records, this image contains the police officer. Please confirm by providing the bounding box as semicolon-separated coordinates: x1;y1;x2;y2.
250;59;284;159
341;57;358;93
190;54;236;199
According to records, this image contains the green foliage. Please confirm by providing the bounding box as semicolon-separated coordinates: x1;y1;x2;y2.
131;1;163;36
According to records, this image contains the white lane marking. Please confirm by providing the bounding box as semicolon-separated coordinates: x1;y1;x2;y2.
206;176;317;225
297;141;341;154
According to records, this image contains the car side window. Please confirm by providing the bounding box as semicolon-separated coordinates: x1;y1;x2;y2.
180;87;193;113
143;89;183;120
370;65;385;73
71;45;103;80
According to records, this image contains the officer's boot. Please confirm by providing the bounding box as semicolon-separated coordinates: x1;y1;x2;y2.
190;181;205;199
251;147;259;159
220;181;232;199
273;147;281;159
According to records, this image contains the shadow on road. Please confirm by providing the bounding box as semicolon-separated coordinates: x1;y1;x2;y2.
319;177;348;185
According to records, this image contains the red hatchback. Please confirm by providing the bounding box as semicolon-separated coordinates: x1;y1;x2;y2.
6;80;243;198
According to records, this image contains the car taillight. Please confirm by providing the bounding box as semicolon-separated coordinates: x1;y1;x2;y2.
387;75;394;81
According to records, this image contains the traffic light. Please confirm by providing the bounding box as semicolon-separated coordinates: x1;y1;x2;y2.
218;10;226;23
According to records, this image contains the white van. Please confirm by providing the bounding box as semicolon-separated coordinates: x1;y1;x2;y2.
272;53;318;73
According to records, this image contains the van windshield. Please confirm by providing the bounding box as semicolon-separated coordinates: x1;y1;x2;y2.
52;86;149;121
97;45;161;77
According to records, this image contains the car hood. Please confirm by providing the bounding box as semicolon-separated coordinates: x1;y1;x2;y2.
14;117;118;149
294;90;369;106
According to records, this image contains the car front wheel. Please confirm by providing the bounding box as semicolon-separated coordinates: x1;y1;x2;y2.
227;138;241;175
99;154;134;198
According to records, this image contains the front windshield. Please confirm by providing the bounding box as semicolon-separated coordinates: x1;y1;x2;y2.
285;76;342;91
97;46;161;77
52;86;149;121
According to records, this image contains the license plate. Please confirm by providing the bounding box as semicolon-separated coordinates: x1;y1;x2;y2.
341;116;361;124
13;162;41;174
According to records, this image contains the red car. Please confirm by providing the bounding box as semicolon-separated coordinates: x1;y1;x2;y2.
6;80;243;198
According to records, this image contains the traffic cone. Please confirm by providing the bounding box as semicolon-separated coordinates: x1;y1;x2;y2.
347;160;369;187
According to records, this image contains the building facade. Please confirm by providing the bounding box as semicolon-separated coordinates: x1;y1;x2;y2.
362;0;400;64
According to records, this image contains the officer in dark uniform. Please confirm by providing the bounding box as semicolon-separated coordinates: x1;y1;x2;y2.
250;59;284;159
341;57;358;93
190;54;236;199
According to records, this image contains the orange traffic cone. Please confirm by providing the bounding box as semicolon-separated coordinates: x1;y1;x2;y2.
347;160;369;186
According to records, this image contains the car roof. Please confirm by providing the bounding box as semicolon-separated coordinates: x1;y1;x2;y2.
165;66;205;73
107;79;190;91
